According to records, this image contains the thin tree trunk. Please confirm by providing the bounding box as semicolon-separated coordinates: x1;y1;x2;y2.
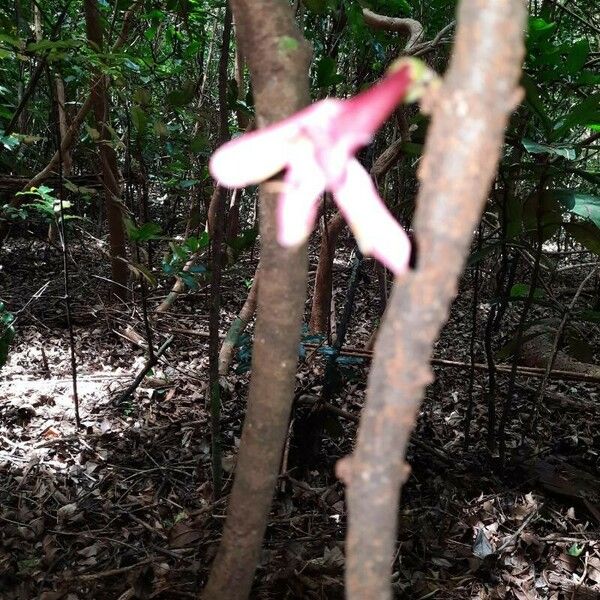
84;0;129;301
201;0;311;597
309;211;345;333
336;2;526;598
207;4;234;498
48;74;72;244
309;109;411;335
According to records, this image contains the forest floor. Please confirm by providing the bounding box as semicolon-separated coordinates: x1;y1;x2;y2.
1;233;599;600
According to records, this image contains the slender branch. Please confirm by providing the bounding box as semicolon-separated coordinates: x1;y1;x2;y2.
362;8;424;49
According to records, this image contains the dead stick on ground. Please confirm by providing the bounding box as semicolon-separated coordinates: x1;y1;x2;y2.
117;335;174;403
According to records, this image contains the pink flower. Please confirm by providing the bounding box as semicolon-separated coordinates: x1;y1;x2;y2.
209;58;437;274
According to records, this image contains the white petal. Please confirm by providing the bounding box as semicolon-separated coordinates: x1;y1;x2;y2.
209;120;299;188
276;146;326;247
333;159;411;274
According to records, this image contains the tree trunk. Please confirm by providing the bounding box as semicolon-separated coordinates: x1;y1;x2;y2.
308;211;345;334
84;0;129;301
336;1;526;598
201;0;311;598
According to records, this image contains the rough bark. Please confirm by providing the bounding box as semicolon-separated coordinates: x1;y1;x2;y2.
200;1;311;599
84;0;129;301
336;1;526;598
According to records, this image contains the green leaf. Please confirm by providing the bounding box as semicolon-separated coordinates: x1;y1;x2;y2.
123;58;140;72
130;106;147;134
127;221;163;243
553;94;600;139
522;139;575;160
0;132;20;150
278;36;299;53
0;302;15;368
521;74;553;136
510;283;546;301
576;71;600;87
226;227;258;258
467;242;500;266
568;544;584;558
183;232;209;252
527;17;557;42
564;222;600;255
179;272;198;290
166;81;196;107
190;134;209;153
302;0;333;14
548;189;600;228
522;191;563;241
315;56;344;88
565;39;589;74
399;141;423;156
506;194;523;239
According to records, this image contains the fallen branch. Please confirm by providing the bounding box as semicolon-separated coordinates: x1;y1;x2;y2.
116;335;174;404
301;342;600;384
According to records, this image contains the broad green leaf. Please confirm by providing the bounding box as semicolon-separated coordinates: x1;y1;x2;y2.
577;71;600;86
564;221;600;255
227;228;258;255
548;189;600;228
522;191;563;241
566;39;590;74
506;194;523;239
399;141;423;156
553;94;600;139
166;81;195;107
467;242;500;266
302;0;334;14
522;139;575;160
568;544;584;558
0;302;15;368
278;36;299;53
190;135;209;153
576;309;600;324
527;17;556;42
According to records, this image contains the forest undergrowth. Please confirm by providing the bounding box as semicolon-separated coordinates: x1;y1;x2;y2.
1;232;598;600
